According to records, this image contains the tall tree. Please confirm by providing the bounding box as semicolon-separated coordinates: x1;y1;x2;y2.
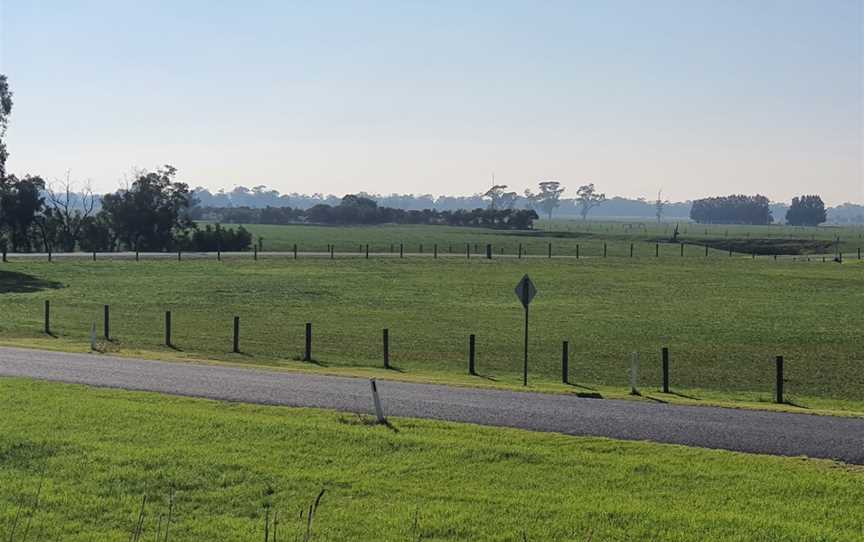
786;195;827;227
38;172;98;251
655;189;669;224
483;185;509;210
0;175;45;252
100;165;193;250
575;183;606;221
525;180;566;220
0;74;12;182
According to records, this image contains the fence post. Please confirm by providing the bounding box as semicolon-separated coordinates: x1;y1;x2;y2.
486;244;492;259
466;243;470;259
775;356;784;404
576;244;580;259
254;246;258;261
858;248;861;260
548;242;552;258
629;352;640;395
562;340;569;384
92;251;96;262
330;245;334;259
44;300;50;335
680;243;684;257
630;243;633;258
419;244;423;254
604;243;608;258
1;248;6;263
135;250;139;262
104;304;110;340
177;251;181;261
366;244;369;259
165;311;172;347
217;249;222;262
400;243;404;259
304;323;312;361
518;243;522;259
233;316;240;353
656;243;659;257
48;250;52;263
294;244;298;259
662;347;669;393
434;244;438;259
468;334;476;375
383;328;390;369
705;245;709;257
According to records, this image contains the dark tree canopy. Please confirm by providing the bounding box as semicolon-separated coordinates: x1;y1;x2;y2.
100;166;193;251
0;175;45;251
786;195;827;227
690;195;773;225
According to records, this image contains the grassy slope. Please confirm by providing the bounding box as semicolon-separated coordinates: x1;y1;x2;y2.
1;254;863;413
0;379;862;541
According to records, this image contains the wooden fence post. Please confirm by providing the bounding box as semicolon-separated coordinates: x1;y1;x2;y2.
304;323;312;361
434;244;438;259
775;356;784;404
562;341;569;384
486;244;492;259
400;243;404;258
294;244;298;259
468;334;476;375
366;244;370;259
662;347;669;393
548;242;552;258
383;328;390;369
233;316;240;353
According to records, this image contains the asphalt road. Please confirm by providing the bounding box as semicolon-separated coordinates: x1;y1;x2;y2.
1;346;862;464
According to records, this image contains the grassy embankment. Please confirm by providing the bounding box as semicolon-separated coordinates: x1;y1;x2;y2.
1;378;862;541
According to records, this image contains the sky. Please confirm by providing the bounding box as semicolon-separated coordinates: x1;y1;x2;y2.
0;0;862;204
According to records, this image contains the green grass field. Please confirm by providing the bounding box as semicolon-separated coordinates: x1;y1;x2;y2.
1;228;863;413
234;221;864;257
1;378;862;541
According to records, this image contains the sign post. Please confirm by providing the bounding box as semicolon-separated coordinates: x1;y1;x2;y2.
514;275;537;386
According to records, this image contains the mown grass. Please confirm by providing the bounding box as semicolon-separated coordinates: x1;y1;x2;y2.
1;252;863;413
0;378;862;541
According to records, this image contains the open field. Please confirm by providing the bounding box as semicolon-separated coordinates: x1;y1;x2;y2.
1;230;863;413
231;221;864;256
1;378;863;541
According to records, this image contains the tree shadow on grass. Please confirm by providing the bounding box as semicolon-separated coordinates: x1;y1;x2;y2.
0;270;63;294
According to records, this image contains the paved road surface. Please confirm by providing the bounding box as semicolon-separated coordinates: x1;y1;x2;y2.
1;346;862;464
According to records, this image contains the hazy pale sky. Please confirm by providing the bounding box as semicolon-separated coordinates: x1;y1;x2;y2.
1;0;862;204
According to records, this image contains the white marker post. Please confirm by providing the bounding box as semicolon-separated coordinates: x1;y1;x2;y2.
370;379;386;424
630;352;640;395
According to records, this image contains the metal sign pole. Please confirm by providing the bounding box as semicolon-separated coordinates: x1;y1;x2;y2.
523;304;529;386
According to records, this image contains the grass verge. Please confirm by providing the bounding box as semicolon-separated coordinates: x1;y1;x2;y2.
1;378;863;541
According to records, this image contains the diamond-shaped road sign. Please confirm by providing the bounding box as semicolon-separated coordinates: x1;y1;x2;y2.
514;275;537;309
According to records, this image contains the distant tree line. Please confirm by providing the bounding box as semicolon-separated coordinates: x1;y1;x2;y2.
190;194;540;229
689;194;833;226
690;195;774;225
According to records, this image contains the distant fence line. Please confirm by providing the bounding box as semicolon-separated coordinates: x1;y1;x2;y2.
37;300;795;405
1;241;861;263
